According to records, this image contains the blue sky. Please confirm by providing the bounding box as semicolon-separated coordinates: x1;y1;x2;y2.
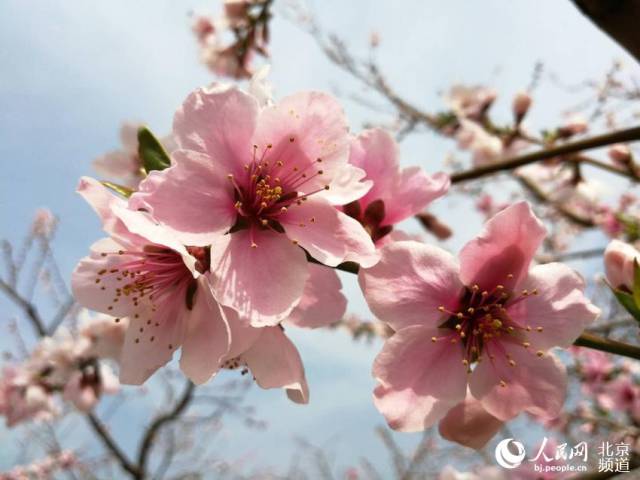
1;0;639;476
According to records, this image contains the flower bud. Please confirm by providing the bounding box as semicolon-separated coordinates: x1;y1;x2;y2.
512;91;532;122
604;239;640;291
558;114;588;138
608;143;632;166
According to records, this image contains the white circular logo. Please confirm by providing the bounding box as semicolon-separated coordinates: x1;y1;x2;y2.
495;438;526;469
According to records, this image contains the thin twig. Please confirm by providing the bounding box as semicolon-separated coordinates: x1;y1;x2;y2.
137;381;195;476
86;413;141;478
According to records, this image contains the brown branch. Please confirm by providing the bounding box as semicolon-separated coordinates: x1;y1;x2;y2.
450;126;640;183
86;413;141;478
0;277;47;336
136;381;195;476
0;277;141;479
572;0;640;64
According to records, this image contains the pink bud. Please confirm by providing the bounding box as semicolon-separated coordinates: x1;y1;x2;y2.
559;114;588;137
608;143;632;165
512;91;532;120
604;239;639;290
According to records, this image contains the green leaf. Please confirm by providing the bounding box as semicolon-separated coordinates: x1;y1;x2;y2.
101;181;134;198
633;259;640;308
138;126;170;173
612;288;640;323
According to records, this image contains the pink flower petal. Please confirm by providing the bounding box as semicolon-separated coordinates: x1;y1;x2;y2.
510;263;599;350
130;150;236;246
459;201;546;290
252;91;350;192
349;129;449;224
469;345;567;421
179;278;231;385
349;129;400;204
221;305;263;360
373;384;455;432
322;164;373;205
209;229;309;326
282;198;378;268
119;307;186;385
287;264;347;328
384;169;450;225
72;243;147;318
373;325;467;402
242;326;309;404
438;396;504;449
359;241;462;330
173;84;259;177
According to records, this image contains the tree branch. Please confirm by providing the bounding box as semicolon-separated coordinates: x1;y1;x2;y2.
0;277;46;336
449;126;640;183
136;381;195;476
86;413;141;478
574;331;640;360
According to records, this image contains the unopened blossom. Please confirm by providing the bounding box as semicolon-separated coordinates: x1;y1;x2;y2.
558;113;588;137
132;84;377;325
192;14;216;44
31;208;57;238
360;202;599;431
609;143;633;165
512;91;532;122
604;239;640;291
92;123;176;188
72;177;231;385
446;84;497;119
342;128;449;244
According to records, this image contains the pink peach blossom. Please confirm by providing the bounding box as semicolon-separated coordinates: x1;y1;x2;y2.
360;202;599;431
609;143;632;165
343;128;449;244
77;311;128;361
0;366;57;427
446;84;497;119
132;84;377;325
72;177;231;385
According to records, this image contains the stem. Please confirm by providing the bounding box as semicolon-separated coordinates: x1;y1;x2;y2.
450;126;640;183
0;278;46;336
574;332;640;360
86;413;141;478
137;381;195;476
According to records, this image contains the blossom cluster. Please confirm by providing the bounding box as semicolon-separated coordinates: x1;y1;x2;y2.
69;70;606;450
0;314;123;426
191;0;273;79
72;72;448;404
0;450;76;480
